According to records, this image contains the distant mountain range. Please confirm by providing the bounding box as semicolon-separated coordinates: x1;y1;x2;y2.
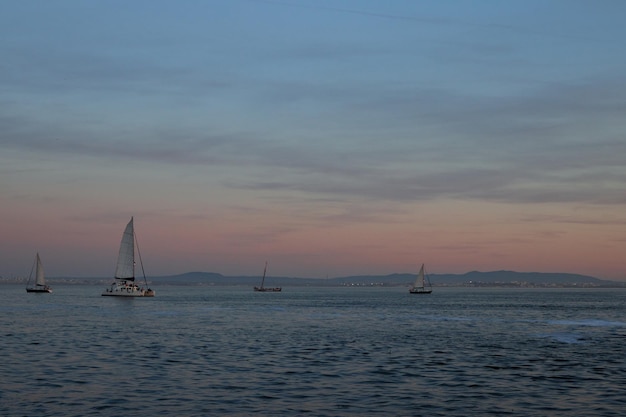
3;270;623;287
143;270;622;288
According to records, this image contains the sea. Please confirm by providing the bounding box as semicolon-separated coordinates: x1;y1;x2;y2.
1;285;625;416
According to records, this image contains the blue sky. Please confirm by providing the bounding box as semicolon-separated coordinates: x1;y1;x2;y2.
2;0;626;279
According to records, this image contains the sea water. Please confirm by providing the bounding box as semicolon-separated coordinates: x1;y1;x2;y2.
1;285;625;416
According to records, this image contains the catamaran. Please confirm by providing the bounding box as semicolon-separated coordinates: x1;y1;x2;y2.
254;261;281;292
409;263;432;294
102;217;155;297
26;253;52;293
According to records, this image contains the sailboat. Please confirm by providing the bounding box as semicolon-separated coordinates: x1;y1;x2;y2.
254;261;281;292
26;253;52;293
409;263;432;294
102;217;155;297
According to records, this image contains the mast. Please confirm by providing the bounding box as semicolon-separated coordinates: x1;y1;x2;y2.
114;217;135;281
134;226;149;287
260;261;267;289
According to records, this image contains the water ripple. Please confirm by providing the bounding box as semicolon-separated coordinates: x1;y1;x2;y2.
1;286;625;416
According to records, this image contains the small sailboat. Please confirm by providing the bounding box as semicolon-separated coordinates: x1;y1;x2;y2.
26;253;52;293
102;217;155;297
254;261;281;292
409;263;432;294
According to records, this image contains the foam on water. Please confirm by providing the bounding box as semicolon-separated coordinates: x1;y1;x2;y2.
547;318;626;327
536;332;586;344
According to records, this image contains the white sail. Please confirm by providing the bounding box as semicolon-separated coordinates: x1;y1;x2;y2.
35;253;45;286
114;217;135;280
409;263;432;294
413;264;425;288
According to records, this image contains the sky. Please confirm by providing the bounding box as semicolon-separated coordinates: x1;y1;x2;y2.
2;0;626;280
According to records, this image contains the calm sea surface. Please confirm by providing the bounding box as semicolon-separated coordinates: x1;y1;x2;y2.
1;285;625;416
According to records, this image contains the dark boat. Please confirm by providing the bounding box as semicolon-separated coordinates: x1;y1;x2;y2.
254;262;282;292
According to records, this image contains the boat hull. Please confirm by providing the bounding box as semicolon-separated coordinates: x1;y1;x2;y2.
101;291;146;297
26;288;52;293
254;287;282;292
409;288;432;294
102;284;153;297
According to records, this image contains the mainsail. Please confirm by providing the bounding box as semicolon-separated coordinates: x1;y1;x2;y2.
413;264;425;289
114;217;135;281
35;253;45;286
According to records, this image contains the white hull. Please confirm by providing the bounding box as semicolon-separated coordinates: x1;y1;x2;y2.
102;283;152;297
101;290;146;297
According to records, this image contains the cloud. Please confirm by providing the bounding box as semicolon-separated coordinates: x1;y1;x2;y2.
2;6;625;210
3;74;626;208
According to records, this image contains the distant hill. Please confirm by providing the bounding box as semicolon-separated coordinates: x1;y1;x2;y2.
148;272;324;287
145;270;622;288
445;270;607;286
3;270;621;287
